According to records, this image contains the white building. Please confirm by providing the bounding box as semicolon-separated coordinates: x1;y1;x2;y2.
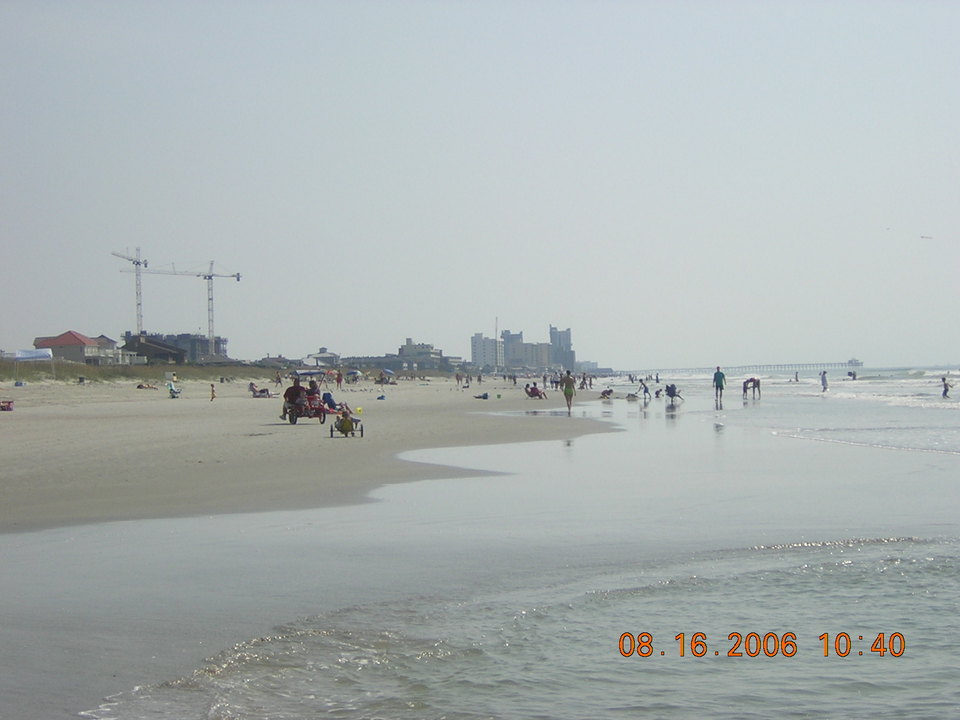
470;332;503;370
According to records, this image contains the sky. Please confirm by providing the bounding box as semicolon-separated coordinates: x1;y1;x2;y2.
2;0;958;370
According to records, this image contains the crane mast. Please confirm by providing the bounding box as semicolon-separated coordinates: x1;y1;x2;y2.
135;261;241;358
111;248;148;334
117;256;241;359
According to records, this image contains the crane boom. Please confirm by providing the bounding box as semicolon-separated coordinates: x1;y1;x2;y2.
121;261;241;358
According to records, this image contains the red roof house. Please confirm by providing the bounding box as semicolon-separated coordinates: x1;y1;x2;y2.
34;331;131;365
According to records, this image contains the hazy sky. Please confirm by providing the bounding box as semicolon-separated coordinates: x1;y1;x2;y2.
2;1;957;369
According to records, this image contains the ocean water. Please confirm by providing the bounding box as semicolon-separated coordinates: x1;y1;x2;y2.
4;368;960;719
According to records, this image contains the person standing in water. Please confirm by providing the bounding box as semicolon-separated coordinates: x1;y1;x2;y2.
820;370;828;392
639;379;651;399
942;377;952;399
560;370;577;416
713;366;726;401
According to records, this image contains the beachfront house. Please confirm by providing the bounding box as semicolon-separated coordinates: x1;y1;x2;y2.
121;333;187;365
34;330;138;366
306;347;340;368
397;338;449;371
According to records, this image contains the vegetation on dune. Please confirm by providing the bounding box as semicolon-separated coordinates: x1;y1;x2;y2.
0;360;451;384
0;360;271;384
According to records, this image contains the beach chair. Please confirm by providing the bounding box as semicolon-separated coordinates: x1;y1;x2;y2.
665;384;682;405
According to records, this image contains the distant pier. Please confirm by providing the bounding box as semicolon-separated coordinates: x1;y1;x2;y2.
635;360;864;376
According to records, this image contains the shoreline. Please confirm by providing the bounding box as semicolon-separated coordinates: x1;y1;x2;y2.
0;376;613;534
4;374;960;720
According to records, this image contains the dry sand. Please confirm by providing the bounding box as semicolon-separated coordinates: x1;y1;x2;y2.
0;376;612;533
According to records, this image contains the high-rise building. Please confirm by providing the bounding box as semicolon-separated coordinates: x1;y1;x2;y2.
549;325;576;371
520;342;552;369
470;332;503;370
500;330;525;368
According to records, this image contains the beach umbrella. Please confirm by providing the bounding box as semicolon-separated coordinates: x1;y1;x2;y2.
382;368;395;375
346;369;361;376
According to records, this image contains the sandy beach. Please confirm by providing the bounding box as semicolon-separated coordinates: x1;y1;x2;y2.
0;374;613;718
2;372;960;719
0;375;611;534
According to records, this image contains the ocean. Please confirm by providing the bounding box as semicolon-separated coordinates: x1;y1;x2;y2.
3;368;959;719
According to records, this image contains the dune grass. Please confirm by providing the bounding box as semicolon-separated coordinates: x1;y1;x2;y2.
0;359;269;384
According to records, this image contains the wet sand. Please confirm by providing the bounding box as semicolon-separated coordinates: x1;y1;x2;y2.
0;376;611;533
2;381;959;718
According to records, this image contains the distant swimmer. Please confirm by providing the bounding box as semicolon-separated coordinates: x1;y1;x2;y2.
743;377;761;399
820;370;828;392
713;366;726;401
943;377;953;399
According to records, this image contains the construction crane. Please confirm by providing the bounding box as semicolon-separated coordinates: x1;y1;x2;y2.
111;248;149;335
122;260;241;359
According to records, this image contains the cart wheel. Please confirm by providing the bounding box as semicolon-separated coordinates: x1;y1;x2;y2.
329;425;334;438
289;414;298;425
319;410;326;424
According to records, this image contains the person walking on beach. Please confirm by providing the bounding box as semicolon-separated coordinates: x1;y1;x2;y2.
210;384;216;402
713;366;726;401
942;377;952;398
560;370;577;416
820;370;828;392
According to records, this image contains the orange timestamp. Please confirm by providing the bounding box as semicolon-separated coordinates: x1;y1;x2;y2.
619;632;906;658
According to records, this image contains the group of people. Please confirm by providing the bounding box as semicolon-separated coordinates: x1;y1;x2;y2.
279;377;351;421
520;371;578;415
711;366;762;402
524;382;547;399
